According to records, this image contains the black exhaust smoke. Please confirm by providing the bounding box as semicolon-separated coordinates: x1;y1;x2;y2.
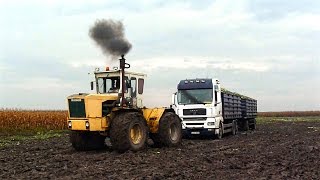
89;19;132;57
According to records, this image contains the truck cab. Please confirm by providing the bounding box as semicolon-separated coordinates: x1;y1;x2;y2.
171;78;224;137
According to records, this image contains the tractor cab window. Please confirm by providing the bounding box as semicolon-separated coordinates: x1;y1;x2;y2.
97;77;120;94
131;77;137;97
138;78;144;94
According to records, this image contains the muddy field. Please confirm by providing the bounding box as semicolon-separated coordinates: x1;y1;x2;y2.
1;121;319;180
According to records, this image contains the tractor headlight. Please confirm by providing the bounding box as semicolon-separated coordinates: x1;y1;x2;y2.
85;121;90;129
207;122;215;126
68;121;72;128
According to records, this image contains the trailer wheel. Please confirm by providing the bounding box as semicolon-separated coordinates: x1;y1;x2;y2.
216;122;223;139
110;112;147;153
151;112;182;147
250;119;256;130
242;119;249;131
70;131;106;151
232;120;238;135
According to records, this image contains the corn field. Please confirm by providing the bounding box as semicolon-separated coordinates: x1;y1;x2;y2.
1;109;319;133
0;109;68;132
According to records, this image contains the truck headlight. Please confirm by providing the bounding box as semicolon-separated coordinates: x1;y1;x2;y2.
207;122;215;126
85;121;90;129
68;121;72;128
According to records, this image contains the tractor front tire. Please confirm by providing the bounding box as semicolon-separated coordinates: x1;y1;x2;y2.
151;112;182;147
70;131;106;151
110;112;147;153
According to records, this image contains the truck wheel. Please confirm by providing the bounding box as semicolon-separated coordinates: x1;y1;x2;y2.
242;119;249;131
151;112;182;147
250;119;256;130
70;131;106;151
110;112;147;153
216;122;223;139
232;120;238;135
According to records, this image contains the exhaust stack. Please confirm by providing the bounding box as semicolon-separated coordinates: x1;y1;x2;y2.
119;55;130;107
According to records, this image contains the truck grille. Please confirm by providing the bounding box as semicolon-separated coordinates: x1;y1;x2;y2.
183;117;207;121
183;108;206;115
185;123;204;126
68;99;86;118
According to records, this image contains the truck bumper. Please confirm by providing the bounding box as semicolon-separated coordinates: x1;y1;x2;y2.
183;128;216;136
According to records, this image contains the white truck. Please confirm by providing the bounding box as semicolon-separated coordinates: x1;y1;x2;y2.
171;78;257;138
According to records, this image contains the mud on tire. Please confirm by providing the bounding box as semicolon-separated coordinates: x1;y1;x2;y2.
70;131;106;151
150;112;182;147
110;112;147;153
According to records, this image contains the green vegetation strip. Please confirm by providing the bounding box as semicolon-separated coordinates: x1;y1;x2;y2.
0;130;67;148
257;116;320;124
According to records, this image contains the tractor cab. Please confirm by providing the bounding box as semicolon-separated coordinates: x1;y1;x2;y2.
92;68;146;108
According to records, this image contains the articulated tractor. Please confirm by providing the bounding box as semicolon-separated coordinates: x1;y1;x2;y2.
67;56;182;152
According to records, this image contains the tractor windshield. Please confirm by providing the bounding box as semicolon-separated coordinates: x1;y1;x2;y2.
97;77;120;94
177;89;213;105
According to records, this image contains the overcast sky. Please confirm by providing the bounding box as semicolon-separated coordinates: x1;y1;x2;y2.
0;0;319;111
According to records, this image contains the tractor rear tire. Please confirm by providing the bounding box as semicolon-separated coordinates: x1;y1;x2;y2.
151;112;182;147
70;131;106;151
110;112;147;153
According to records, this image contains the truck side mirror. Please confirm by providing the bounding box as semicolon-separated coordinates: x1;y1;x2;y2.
90;81;94;90
171;93;176;105
214;85;219;105
214;85;219;92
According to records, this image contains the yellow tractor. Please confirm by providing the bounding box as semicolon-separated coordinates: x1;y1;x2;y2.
67;55;182;152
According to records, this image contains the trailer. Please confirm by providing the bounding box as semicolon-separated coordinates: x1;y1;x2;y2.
171;78;257;138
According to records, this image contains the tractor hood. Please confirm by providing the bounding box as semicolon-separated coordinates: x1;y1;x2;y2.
67;93;89;99
67;93;119;118
67;93;119;101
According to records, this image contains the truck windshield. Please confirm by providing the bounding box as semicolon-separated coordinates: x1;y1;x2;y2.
97;77;120;94
177;89;213;105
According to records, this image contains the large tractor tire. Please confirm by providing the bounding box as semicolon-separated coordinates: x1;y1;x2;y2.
215;122;223;139
110;112;147;153
151;112;182;147
70;131;106;151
